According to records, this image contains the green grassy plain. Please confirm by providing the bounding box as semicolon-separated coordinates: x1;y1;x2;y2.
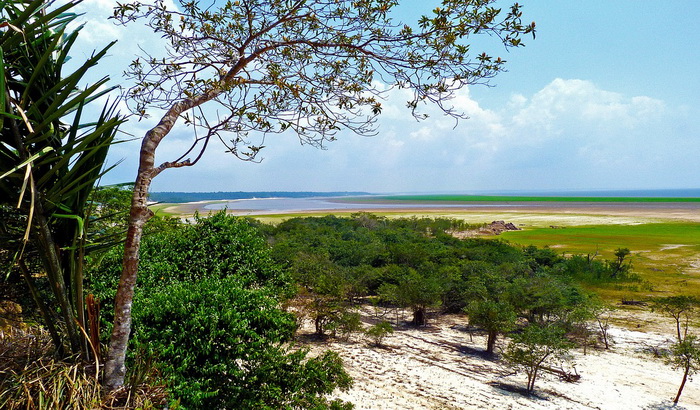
498;222;700;300
375;194;700;203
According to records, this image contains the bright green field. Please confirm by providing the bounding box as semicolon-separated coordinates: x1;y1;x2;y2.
375;195;700;203
498;222;700;300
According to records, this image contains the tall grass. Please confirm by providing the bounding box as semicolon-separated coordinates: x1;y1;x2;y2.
0;326;169;409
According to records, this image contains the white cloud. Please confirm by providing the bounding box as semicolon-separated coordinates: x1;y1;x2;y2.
512;78;666;137
101;71;697;192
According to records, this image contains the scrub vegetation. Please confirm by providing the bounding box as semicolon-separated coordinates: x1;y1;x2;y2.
3;202;699;406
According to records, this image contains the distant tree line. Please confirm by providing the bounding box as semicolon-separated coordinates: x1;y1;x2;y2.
148;191;370;203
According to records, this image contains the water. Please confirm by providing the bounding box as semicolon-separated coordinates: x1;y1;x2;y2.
203;197;520;214
188;189;700;215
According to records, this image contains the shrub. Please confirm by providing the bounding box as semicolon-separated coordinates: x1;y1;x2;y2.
366;321;394;347
88;212;351;408
334;311;363;341
133;275;350;408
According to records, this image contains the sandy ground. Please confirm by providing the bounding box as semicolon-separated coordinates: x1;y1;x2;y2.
302;307;700;410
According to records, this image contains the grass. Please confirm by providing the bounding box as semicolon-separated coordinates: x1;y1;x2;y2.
498;222;700;300
0;326;170;409
374;195;700;203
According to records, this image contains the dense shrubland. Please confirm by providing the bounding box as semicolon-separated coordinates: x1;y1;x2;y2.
87;212;352;409
260;212;646;392
3;200;653;405
263;213;633;330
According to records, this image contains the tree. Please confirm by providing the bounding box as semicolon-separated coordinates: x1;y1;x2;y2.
104;0;535;389
366;321;394;347
502;323;572;394
667;335;700;404
1;0;123;359
651;296;700;404
609;247;631;278
465;299;516;354
461;263;516;354
378;266;444;326
651;296;698;342
590;301;614;349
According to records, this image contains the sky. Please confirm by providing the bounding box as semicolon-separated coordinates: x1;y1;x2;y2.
66;0;700;194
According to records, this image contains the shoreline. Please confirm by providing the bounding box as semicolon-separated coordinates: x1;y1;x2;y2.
157;200;700;223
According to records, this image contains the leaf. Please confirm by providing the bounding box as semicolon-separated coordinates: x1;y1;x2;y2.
0;146;54;180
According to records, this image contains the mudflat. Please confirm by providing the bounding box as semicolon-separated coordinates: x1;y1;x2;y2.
158;199;700;225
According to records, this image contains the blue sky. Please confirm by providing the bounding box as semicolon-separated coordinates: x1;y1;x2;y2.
68;1;700;193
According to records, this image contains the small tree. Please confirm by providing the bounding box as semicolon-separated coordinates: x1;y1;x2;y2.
335;311;363;341
608;247;631;278
667;335;700;404
502;323;572;394
103;0;536;389
591;302;614;350
651;296;698;342
465;299;516;354
378;268;443;326
366;321;394;347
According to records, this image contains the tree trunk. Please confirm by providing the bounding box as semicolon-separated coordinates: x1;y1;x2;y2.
412;307;426;327
673;364;690;404
102;173;153;391
597;318;610;349
526;369;535;393
101;56;248;392
486;330;497;354
34;205;82;355
102;97;209;391
315;315;325;336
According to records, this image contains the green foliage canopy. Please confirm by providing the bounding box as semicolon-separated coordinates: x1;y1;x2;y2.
88;212;350;408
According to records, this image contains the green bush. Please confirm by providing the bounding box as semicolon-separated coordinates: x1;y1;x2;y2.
366;321;394;347
333;311;363;341
133;275;350;408
88;212;351;408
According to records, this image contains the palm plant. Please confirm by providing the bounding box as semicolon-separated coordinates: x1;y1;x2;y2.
1;0;124;360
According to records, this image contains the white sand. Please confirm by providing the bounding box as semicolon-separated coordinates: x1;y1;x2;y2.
302;308;700;410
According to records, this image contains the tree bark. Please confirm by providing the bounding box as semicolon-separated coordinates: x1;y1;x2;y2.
102;112;170;390
673;364;689;404
34;202;81;354
486;330;497;354
412;307;426;327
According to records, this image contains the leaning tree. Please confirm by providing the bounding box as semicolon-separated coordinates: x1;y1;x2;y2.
104;0;536;390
